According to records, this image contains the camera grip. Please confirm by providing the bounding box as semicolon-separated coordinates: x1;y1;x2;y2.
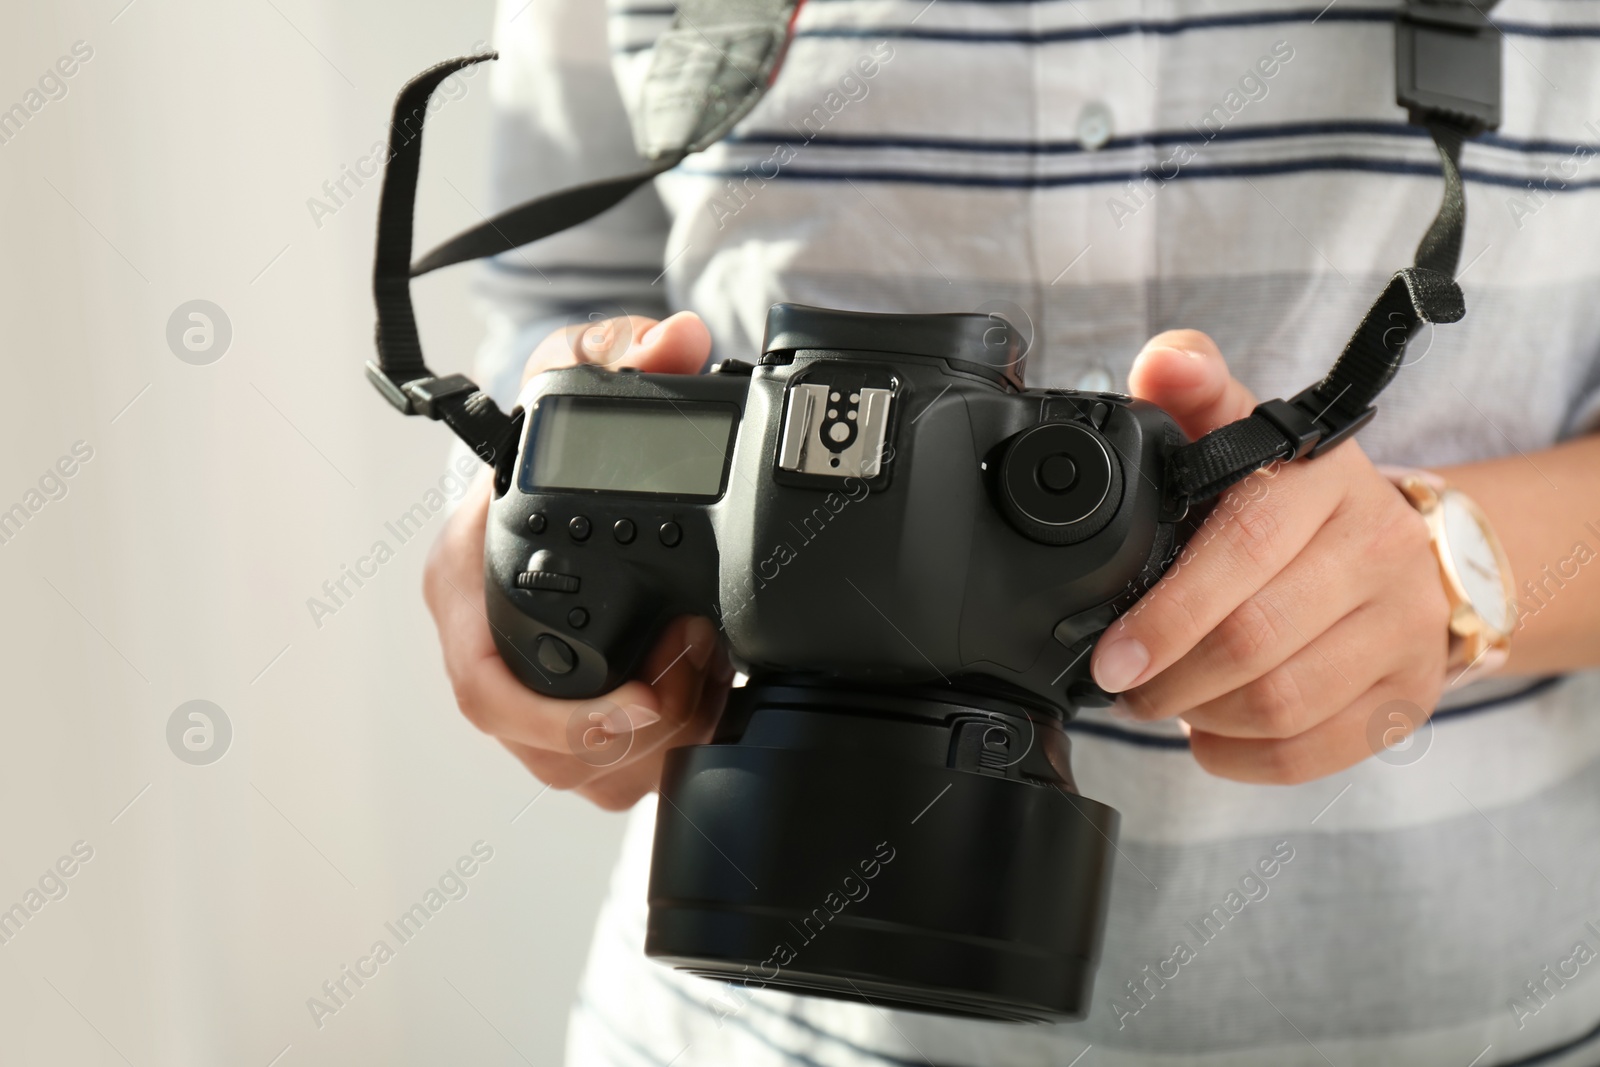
484;500;720;699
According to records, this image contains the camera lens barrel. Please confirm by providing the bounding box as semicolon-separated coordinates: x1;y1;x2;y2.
646;680;1118;1022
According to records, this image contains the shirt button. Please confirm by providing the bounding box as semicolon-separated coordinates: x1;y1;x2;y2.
1077;102;1113;151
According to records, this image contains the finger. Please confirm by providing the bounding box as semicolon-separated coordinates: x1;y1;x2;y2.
448;612;719;764
597;615;727;765
524;315;651;378
1127;330;1259;440
1092;456;1348;696
574;657;733;810
499;668;713;802
423;471;497;664
499;631;731;806
621;310;713;373
1124;503;1385;720
522;310;712;382
640;614;721;694
423;476;653;750
1176;602;1400;739
1188;678;1433;784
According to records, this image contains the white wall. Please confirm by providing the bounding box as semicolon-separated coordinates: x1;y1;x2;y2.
0;2;625;1064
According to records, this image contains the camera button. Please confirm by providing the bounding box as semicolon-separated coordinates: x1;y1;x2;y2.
613;518;636;544
535;634;577;675
659;521;682;547
567;607;589;629
569;516;592;542
1039;454;1079;492
527;513;547;535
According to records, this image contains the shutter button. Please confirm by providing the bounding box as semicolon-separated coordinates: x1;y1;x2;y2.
1077;102;1112;151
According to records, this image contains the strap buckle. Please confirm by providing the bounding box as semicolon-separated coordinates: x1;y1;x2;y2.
1254;388;1377;463
1396;0;1502;132
364;361;478;419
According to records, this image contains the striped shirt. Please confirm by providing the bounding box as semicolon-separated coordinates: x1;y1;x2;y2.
470;0;1600;1063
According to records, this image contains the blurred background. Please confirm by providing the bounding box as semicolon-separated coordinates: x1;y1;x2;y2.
0;2;626;1063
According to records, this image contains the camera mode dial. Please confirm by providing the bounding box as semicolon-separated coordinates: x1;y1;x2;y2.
996;421;1122;545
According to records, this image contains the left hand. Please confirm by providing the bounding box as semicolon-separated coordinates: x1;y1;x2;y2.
1090;330;1453;784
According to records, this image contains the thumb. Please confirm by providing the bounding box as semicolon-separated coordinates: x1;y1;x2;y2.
1127;329;1258;440
620;310;712;374
522;311;712;384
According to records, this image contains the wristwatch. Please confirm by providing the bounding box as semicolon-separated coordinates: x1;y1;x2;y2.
1388;468;1516;681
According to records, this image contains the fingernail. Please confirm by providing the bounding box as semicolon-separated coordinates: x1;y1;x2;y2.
1094;637;1149;693
604;704;661;734
1137;341;1188;360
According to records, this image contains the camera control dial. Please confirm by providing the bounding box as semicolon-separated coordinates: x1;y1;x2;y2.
997;421;1123;545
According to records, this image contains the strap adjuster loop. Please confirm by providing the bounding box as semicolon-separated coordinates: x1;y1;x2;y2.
1253;390;1379;463
1253;398;1322;462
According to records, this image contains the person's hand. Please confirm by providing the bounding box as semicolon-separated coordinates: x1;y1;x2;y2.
1090;331;1452;784
423;312;735;811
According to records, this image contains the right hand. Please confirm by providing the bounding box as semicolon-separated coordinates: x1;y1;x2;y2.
423;311;736;811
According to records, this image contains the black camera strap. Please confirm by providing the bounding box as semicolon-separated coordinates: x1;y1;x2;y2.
368;0;1500;503
366;0;802;488
367;55;524;481
1169;0;1501;501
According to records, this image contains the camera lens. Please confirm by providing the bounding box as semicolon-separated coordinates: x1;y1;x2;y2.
646;679;1118;1023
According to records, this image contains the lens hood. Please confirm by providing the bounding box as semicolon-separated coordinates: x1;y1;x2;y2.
645;680;1118;1022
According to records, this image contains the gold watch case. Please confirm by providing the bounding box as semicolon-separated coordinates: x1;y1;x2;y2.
1397;474;1516;671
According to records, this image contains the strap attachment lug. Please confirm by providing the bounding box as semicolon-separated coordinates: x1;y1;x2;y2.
1396;0;1502;132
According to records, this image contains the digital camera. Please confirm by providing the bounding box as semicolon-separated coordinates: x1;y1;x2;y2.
372;22;1488;1018
484;302;1192;1021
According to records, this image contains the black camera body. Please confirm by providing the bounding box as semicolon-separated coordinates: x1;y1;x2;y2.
484;303;1190;1021
487;303;1184;709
